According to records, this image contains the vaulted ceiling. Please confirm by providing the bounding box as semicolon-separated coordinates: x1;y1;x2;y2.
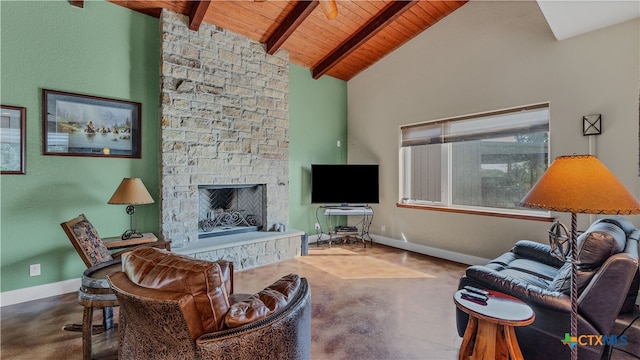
106;0;468;81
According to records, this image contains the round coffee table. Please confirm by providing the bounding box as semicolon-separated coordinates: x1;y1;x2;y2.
454;289;535;360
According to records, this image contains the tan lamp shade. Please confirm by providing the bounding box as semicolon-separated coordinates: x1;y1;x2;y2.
520;154;640;214
108;178;154;205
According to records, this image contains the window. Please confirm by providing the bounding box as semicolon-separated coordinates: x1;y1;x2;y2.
400;103;549;214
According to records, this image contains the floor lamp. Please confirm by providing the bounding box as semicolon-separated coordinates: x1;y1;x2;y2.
519;154;640;360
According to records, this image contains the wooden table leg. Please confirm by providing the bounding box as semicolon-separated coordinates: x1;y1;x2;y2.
504;325;525;360
459;316;478;360
495;325;509;360
473;320;497;360
103;306;114;330
82;306;93;360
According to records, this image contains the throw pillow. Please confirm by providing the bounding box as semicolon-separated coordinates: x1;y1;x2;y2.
575;222;625;270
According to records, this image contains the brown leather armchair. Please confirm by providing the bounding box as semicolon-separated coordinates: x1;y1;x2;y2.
108;247;311;359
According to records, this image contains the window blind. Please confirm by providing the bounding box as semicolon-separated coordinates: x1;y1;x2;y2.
401;104;549;147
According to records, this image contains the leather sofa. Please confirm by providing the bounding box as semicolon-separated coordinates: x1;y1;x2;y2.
456;217;639;360
108;247;311;359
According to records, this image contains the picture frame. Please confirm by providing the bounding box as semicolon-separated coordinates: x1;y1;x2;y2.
42;89;141;158
1;105;26;175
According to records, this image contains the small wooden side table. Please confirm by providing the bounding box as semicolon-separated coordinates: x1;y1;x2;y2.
454;289;535;360
103;232;158;250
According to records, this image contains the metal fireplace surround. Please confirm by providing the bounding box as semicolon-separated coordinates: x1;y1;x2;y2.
198;184;266;239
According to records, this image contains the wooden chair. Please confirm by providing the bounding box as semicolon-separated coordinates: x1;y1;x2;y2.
61;214;171;267
60;214;170;360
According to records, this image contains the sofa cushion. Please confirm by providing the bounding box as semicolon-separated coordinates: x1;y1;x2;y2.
121;246;169;283
511;240;565;268
485;258;556;288
592;216;634;236
224;273;300;329
122;247;231;334
486;246;560;288
548;262;597;294
576;221;625;270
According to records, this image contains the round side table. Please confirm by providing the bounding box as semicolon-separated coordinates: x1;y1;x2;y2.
454;289;535;360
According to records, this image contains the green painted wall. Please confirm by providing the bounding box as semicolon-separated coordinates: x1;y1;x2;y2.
0;0;160;292
288;64;348;234
0;3;347;294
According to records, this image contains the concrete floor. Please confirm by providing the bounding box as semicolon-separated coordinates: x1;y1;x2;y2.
1;243;638;359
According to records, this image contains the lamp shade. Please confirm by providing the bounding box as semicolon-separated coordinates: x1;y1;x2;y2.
520;154;640;214
108;178;154;205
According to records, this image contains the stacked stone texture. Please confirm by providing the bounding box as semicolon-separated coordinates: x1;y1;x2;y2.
192;235;301;270
159;9;291;266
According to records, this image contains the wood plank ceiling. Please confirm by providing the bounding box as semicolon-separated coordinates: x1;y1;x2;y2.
108;0;468;81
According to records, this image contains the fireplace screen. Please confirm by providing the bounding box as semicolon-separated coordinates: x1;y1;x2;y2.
198;184;265;238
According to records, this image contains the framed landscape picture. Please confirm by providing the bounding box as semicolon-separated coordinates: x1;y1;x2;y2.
1;105;26;174
42;89;141;158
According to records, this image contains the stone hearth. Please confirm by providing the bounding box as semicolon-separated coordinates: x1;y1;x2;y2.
173;230;306;271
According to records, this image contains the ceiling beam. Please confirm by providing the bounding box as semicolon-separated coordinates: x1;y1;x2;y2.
189;1;211;32
70;1;84;8
312;0;417;79
266;0;319;55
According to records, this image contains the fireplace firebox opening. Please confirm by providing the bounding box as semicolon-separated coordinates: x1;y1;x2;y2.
198;184;266;238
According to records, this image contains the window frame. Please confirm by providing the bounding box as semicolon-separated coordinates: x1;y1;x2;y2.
398;103;552;219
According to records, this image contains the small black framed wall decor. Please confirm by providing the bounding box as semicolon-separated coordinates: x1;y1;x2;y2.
42;89;141;158
582;114;602;136
1;104;27;175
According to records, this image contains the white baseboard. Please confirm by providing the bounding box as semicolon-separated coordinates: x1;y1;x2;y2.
307;233;322;245
0;278;80;307
308;233;490;265
369;234;491;265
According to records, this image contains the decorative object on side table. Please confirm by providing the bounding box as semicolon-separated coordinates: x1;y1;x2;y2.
519;154;640;360
42;89;141;158
102;232;158;250
108;178;154;240
1;105;26;175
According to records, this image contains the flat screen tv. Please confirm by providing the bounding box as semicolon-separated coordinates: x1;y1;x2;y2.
311;164;379;205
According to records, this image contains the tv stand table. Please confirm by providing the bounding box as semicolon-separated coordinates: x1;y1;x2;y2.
319;205;374;248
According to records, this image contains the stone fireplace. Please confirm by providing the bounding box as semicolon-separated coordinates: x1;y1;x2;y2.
158;10;303;269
